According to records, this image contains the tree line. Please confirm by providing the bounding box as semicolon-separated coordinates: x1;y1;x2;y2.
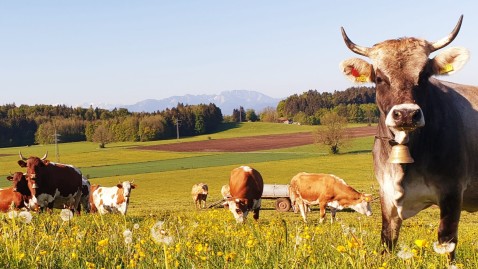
0;103;222;148
0;86;377;148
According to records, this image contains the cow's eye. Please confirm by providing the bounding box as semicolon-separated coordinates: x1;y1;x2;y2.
376;76;383;84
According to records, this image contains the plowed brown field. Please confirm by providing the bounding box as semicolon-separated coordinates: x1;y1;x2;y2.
137;125;376;152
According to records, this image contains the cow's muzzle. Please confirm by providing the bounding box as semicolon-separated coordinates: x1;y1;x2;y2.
385;104;425;131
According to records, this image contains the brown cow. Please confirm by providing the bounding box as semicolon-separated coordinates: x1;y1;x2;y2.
17;152;83;213
89;184;100;213
340;15;478;260
224;166;264;223
289;172;372;223
2;172;31;212
191;183;208;209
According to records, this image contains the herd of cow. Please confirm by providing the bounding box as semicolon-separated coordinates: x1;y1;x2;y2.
192;165;373;224
1;152;137;215
1;15;477;263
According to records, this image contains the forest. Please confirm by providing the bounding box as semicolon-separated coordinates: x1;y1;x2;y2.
0;86;377;148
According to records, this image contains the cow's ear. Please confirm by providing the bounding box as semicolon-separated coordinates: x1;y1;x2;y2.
429;47;469;76
117;184;123;188
339;58;374;83
18;160;27;167
131;184;137;189
7;176;13;181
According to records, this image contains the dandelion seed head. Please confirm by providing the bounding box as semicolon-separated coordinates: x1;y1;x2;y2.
60;209;73;221
123;229;132;238
7;210;18;219
433;241;456;254
133;223;140;230
18;211;33;223
397;249;413;260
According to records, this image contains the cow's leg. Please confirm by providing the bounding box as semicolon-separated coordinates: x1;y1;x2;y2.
438;193;461;261
380;196;402;253
319;203;327;224
298;201;307;222
330;207;337;223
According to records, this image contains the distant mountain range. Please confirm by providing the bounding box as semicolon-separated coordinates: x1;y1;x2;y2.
89;90;282;115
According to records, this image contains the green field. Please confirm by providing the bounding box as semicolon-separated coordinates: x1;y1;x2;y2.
1;122;477;268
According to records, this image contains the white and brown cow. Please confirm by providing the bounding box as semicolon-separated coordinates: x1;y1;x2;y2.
91;181;137;215
191;183;208;209
224;166;264;223
289;172;372;223
340;15;478;260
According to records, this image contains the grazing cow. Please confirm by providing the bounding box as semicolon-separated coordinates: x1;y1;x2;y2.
17;152;83;213
2;172;31;212
221;184;231;199
224;166;264;223
91;181;137;215
79;177;91;213
339;15;478;259
191;183;208;209
289;172;372;223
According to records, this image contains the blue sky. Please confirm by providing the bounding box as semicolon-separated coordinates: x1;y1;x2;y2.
1;1;477;107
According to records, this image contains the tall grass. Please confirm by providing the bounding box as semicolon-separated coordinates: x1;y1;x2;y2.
0;122;477;268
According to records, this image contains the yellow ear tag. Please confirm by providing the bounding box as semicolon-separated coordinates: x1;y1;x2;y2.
440;64;454;74
364;196;372;202
356;75;368;82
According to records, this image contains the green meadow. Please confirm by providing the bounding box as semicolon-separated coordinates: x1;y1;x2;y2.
0;122;477;268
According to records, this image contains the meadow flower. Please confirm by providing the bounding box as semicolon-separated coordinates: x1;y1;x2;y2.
433;241;455;254
414;239;428;248
133;223;140;230
151;221;174;245
125;236;133;245
123;229;133;238
18;211;33;223
7;210;18;219
397;248;414;260
60;209;73;221
336;245;346;253
98;238;109;247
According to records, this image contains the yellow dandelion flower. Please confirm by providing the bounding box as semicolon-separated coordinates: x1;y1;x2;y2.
98;238;109;247
217;251;223;257
245;259;252;265
40;250;47;256
336;245;346;253
414;239;427;248
71;252;78;259
18;253;25;260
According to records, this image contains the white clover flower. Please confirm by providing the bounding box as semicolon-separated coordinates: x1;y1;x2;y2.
60;209;73;222
133;223;140;230
123;229;133;238
7;210;18;219
433;241;456;254
18;211;33;224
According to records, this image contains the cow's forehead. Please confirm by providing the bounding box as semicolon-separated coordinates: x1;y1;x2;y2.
369;38;431;85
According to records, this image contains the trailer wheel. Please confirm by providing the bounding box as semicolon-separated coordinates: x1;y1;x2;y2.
275;198;291;212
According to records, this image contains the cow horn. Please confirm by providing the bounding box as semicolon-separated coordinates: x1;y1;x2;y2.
41;151;48;160
19;151;27;161
430;15;463;52
340;27;371;57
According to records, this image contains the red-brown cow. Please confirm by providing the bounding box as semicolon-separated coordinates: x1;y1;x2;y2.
224;166;264;223
2;172;31;212
17;152;83;213
289;172;372;223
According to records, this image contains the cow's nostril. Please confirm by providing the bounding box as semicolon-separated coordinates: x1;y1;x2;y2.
412;109;421;122
393;110;402;120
